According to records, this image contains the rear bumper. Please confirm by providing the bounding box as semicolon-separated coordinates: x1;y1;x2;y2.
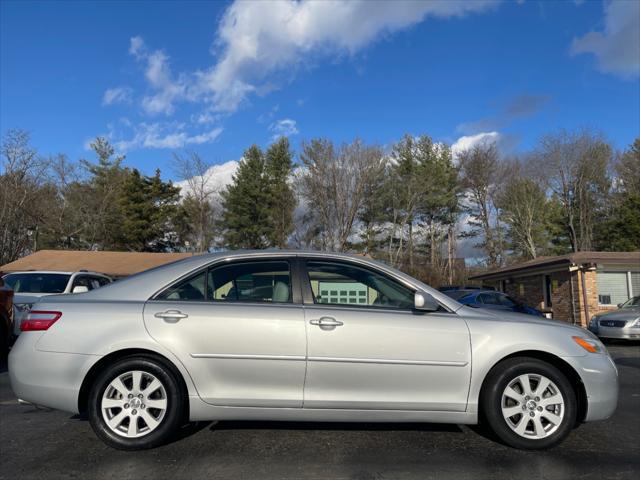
563;353;618;422
8;332;99;414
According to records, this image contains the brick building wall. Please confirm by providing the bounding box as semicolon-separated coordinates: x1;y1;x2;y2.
549;270;574;323
579;270;617;325
503;275;544;310
484;269;618;327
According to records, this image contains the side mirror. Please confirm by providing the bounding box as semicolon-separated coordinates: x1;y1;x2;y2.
72;285;89;294
616;303;623;308
414;291;439;312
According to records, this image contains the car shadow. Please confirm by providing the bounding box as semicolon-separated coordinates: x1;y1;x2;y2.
207;420;463;433
613;357;640;369
602;339;640;347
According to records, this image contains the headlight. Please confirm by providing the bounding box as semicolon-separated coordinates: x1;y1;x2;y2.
14;303;33;313
572;336;604;354
589;316;598;326
630;317;640;328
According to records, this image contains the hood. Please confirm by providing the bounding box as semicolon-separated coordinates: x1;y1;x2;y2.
457;305;584;332
594;308;640;321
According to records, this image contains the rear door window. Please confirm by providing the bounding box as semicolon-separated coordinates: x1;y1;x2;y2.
156;272;206;301
208;261;292;303
155;260;292;304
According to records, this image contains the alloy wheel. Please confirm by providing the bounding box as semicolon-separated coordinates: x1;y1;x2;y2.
101;370;168;438
501;373;565;439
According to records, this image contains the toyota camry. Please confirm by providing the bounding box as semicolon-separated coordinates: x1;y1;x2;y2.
9;251;618;450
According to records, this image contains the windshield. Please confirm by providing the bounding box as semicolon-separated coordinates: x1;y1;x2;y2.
444;290;474;301
621;296;640;308
3;273;71;293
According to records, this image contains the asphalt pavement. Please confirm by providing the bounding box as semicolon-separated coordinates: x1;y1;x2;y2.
1;342;638;480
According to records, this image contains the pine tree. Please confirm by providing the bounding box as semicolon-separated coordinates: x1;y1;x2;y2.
221;145;272;249
116;169;180;251
80;137;129;249
265;137;295;248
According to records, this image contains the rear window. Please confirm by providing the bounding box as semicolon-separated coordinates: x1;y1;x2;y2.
3;273;71;293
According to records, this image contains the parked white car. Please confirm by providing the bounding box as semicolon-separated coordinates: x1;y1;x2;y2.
2;271;112;336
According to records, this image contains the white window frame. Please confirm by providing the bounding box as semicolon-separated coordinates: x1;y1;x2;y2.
596;268;638;306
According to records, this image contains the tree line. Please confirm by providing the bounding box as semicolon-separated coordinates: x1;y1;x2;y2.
1;128;638;286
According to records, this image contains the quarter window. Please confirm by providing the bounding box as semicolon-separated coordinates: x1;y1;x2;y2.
72;275;94;291
305;260;414;310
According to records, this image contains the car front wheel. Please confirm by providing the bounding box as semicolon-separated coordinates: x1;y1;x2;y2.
88;355;185;450
481;357;577;450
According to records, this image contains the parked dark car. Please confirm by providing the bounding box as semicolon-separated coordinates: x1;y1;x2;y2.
0;274;14;360
441;288;544;317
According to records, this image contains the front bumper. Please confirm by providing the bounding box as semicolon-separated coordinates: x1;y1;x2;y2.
8;332;99;414
595;325;640;340
563;352;618;422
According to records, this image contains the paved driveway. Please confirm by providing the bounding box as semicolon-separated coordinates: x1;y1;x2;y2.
1;343;638;480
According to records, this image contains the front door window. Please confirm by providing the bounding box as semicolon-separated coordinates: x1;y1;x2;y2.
305;260;414;310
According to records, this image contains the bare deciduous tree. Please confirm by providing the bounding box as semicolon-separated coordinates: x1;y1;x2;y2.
0;129;50;264
298;139;384;252
536;130;612;252
173;152;220;252
458;142;506;268
497;158;549;259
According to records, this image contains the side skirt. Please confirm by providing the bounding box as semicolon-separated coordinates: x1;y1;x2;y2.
188;396;477;424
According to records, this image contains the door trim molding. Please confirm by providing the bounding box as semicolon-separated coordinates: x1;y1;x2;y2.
191;353;306;361
307;356;468;367
190;353;468;367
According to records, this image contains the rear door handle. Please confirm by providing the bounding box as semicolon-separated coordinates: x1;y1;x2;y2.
154;310;188;322
310;316;343;329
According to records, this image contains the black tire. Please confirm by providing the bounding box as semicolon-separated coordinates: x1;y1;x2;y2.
480;357;577;450
88;355;185;450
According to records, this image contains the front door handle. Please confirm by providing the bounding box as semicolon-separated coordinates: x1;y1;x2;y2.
154;310;188;322
310;316;343;329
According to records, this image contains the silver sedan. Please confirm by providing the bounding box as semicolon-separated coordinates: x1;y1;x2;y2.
589;296;640;340
9;251;618;451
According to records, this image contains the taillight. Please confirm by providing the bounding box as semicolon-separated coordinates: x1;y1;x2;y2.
20;310;62;332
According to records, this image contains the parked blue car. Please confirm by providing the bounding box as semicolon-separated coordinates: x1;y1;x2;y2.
441;288;545;317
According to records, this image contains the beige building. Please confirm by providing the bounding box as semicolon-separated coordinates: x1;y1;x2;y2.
469;252;640;326
0;250;194;279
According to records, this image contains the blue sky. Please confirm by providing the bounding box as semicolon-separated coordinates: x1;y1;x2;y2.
1;0;639;179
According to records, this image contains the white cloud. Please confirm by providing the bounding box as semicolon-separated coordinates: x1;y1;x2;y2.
269;118;299;141
128;37;193;115
451;131;501;160
115;123;223;151
175;160;239;205
129;36;146;57
202;0;498;113
570;0;640;79
192;112;218;124
102;87;133;106
123;1;498;117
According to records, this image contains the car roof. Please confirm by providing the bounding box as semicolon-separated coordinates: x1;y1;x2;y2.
454;289;498;295
37;250;463;312
5;270;110;276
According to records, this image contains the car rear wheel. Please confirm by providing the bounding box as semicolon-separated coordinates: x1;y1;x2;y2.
481;357;577;450
88;355;185;450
